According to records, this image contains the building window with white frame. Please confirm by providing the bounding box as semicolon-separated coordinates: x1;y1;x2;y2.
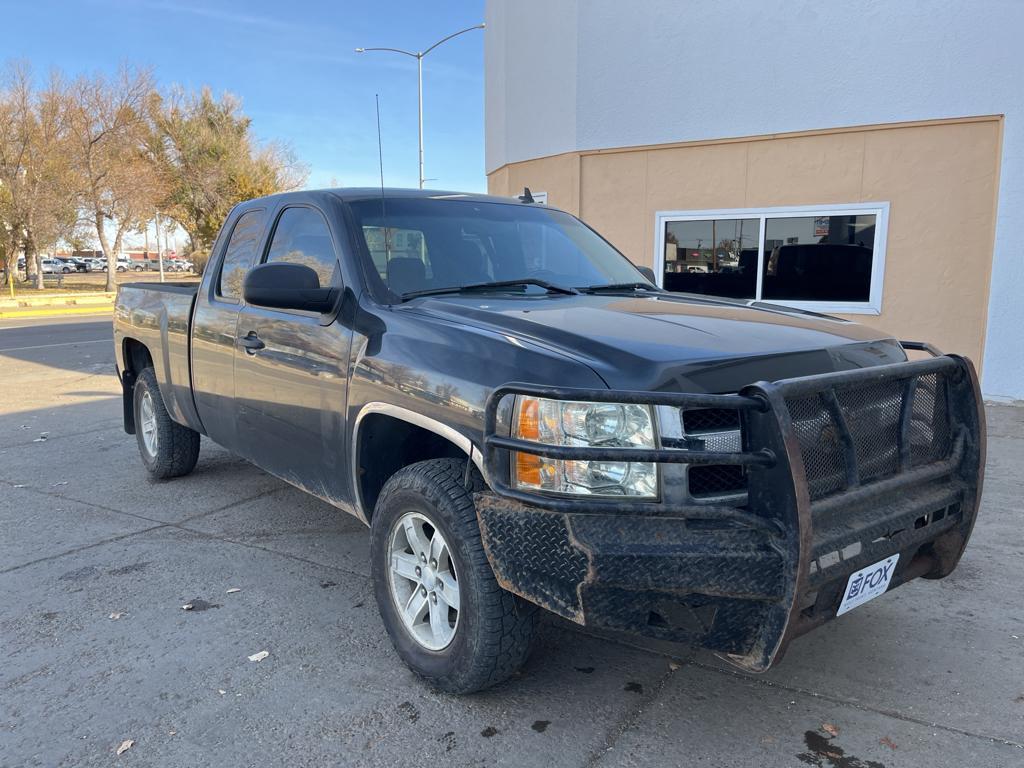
656;203;889;314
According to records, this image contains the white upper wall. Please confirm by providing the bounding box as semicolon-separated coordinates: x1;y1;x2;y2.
485;0;1024;400
484;0;578;174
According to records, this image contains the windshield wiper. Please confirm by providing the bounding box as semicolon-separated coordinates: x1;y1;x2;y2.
578;282;663;294
400;278;579;301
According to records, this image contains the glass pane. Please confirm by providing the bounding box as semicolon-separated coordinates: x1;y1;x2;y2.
662;218;759;299
266;207;339;288
218;210;264;300
761;214;875;302
363;226;430;281
347;198;648;300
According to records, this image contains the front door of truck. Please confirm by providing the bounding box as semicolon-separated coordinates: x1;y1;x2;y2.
232;204;353;503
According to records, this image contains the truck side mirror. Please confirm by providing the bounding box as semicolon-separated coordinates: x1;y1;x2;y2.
243;262;336;313
636;265;658;285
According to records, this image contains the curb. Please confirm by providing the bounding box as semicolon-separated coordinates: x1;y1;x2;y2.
0;305;114;319
0;291;117;310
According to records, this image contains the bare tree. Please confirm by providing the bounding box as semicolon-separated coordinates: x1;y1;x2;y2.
0;64;76;290
2;60;307;293
67;66;159;291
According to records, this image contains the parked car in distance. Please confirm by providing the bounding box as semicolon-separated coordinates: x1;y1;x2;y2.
113;188;985;695
85;258;106;271
99;258;131;272
40;258;64;274
127;258;166;271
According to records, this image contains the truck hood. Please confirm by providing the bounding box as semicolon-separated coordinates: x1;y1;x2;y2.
402;292;906;392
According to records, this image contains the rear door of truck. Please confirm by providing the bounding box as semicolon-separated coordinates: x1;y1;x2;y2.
191;207;268;452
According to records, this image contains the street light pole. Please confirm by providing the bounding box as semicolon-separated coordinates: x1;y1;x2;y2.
417;54;424;190
356;23;484;189
155;213;165;283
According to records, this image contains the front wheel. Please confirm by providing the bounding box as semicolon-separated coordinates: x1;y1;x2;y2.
133;367;200;479
370;458;538;694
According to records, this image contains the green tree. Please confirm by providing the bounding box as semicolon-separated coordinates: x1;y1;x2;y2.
152;87;306;254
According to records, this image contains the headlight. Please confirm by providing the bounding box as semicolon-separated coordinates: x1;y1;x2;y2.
511;396;658;498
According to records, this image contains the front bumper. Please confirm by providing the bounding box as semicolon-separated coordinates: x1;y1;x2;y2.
476;352;985;671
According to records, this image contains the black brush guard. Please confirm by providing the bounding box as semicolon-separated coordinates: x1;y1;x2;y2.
476;350;985;672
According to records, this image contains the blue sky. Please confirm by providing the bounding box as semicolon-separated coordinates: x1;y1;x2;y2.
4;0;487;192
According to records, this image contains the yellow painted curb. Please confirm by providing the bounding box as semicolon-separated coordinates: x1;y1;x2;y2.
0;305;114;319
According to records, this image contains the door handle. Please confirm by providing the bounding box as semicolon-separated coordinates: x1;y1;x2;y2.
238;332;265;354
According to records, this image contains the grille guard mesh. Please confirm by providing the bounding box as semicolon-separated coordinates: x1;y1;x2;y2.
480;350;985;672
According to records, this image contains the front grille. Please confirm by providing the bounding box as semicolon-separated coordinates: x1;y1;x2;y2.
786;371;953;500
681;408;745;498
787;394;847;499
910;373;950;467
682;408;740;433
689;465;746;497
836;380;901;482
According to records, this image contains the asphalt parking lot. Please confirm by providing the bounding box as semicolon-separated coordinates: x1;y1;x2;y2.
1;315;1022;767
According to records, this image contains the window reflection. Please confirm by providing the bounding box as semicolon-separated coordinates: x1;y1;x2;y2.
662;218;759;299
660;212;878;305
761;215;874;302
266;207;340;288
217;210;265;300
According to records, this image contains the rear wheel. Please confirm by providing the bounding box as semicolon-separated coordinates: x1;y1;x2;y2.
370;458;538;693
133;367;200;479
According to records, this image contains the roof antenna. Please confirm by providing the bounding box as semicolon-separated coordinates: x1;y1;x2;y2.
518;186;535;204
375;93;391;260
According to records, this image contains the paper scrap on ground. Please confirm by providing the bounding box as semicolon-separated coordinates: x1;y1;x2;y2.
248;650;269;662
116;739;134;756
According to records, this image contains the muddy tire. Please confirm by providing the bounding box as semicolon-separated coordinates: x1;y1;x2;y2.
133;367;200;479
370;458;538;694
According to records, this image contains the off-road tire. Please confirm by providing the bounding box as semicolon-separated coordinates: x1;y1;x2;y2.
370;458;538;694
133;366;200;479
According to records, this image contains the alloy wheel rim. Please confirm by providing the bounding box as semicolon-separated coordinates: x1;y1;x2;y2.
140;391;158;456
387;511;460;651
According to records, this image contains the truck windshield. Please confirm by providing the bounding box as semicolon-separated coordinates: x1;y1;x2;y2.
346;197;653;302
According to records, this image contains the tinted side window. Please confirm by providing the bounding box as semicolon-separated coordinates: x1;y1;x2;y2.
217;210;265;300
265;207;340;288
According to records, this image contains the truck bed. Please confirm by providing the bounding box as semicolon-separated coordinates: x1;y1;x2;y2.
114;282;201;432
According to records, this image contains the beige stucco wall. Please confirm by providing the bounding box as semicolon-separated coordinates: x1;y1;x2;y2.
488;117;1003;369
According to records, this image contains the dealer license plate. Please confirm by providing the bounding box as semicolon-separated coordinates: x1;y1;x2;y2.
836;554;900;616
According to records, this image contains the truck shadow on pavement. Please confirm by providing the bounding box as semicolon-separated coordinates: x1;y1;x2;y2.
0;319;113;375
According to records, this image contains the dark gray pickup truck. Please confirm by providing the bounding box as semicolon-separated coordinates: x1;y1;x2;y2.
113;188;985;693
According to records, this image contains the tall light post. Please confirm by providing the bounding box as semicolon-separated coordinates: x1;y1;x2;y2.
356;23;484;189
